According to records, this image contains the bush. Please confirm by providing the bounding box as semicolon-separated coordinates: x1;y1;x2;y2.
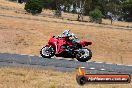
89;8;103;24
24;0;43;15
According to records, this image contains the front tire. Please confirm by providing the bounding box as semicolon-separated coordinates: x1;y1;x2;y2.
76;48;92;62
40;45;55;58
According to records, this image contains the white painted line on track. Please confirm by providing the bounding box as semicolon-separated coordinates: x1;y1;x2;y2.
20;54;28;56
87;61;95;63
126;65;132;67
38;55;42;57
117;64;123;66
100;69;106;71
28;55;35;57
94;62;104;63
106;63;113;65
68;59;74;61
89;68;96;70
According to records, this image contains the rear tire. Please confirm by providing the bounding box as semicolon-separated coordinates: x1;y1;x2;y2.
76;48;92;62
40;45;55;58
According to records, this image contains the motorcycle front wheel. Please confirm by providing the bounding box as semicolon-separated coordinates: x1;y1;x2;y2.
76;48;92;62
40;45;55;58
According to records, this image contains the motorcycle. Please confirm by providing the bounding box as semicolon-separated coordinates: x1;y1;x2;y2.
40;34;92;62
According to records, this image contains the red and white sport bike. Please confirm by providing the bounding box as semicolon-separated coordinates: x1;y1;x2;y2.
40;35;92;62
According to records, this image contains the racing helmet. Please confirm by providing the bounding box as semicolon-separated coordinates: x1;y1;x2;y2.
63;30;70;36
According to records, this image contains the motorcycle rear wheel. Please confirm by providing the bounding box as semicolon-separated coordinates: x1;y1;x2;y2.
76;48;92;62
40;45;55;58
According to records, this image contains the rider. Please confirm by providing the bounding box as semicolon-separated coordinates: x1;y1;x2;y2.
62;30;79;44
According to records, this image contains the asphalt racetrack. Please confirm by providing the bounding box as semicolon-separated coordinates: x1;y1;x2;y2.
0;53;132;74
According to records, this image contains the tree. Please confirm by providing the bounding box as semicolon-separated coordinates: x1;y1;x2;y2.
122;0;132;22
23;0;132;22
83;0;92;15
75;0;87;21
24;0;43;15
89;8;103;23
